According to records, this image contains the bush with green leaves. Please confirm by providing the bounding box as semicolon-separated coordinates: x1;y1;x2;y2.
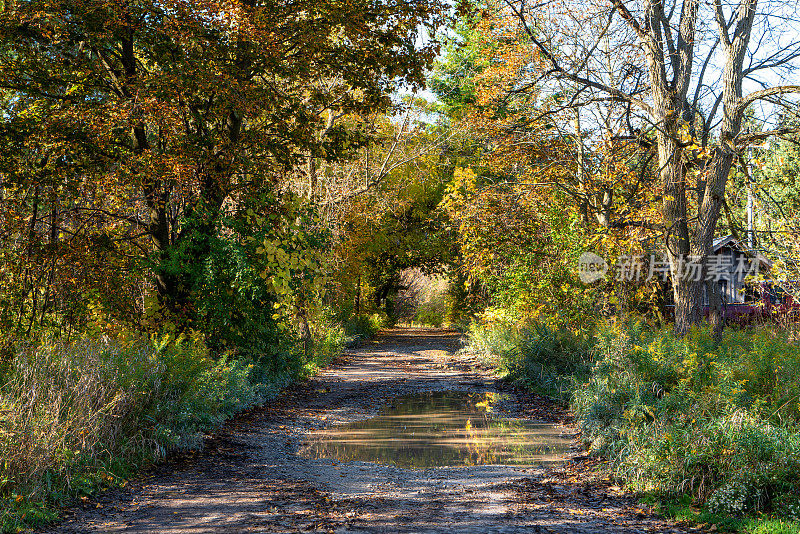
465;309;594;401
301;305;348;375
573;321;800;517
413;299;447;327
156;198;329;374
344;313;387;344
0;334;275;532
469;312;800;521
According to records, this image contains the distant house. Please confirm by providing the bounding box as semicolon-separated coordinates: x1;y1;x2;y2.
702;235;772;305
661;235;782;322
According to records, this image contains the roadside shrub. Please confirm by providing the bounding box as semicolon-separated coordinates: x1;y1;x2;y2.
0;334;266;531
464;308;520;367
414;300;447;327
304;306;347;374
574;321;800;516
747;519;800;534
472;311;800;520
465;308;594;401
344;313;386;344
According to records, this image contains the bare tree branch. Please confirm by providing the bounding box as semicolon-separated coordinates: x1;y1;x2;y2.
738;85;800;113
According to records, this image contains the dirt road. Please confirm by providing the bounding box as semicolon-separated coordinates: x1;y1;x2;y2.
45;328;690;533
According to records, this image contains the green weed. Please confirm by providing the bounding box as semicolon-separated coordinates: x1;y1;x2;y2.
344;313;386;344
0;334;271;532
746;518;800;534
574;321;800;522
471;314;800;527
465;309;593;401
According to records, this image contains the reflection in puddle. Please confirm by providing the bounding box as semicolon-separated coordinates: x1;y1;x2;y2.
300;391;571;468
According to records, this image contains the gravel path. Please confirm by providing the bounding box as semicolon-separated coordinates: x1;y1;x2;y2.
44;328;693;534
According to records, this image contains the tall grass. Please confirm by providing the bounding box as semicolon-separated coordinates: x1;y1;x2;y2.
0;335;276;531
465;308;594;402
0;303;350;532
343;313;386;345
302;306;349;374
467;314;800;524
574;323;800;518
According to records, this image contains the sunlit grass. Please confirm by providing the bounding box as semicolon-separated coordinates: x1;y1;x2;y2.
470;315;800;529
746;519;800;534
654;496;800;533
0;335;264;532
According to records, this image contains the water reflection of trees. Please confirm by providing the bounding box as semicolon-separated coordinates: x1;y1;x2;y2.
299;391;569;468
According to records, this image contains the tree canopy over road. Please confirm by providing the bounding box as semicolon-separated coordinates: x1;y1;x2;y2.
2;0;800;532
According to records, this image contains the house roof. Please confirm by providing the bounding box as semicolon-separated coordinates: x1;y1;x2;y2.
712;235;738;252
712;234;773;268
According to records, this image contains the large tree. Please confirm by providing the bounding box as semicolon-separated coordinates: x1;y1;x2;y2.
497;0;800;334
0;0;443;334
430;9;662;323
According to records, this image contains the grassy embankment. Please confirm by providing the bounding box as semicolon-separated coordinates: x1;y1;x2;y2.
0;313;384;533
466;310;800;533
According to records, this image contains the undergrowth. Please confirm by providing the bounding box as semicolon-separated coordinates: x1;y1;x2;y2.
575;322;800;523
466;313;800;531
343;313;386;345
465;307;594;402
0;317;346;532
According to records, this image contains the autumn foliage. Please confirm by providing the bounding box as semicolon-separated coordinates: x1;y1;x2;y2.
0;0;446;528
0;0;443;346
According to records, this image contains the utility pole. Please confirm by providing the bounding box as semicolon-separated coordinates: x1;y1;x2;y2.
747;183;754;248
746;134;755;249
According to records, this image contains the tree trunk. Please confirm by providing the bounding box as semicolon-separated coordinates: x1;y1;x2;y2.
707;279;725;340
690;0;756;338
657;125;698;335
638;0;701;335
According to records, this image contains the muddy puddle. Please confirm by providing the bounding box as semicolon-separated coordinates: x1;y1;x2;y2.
299;391;571;468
